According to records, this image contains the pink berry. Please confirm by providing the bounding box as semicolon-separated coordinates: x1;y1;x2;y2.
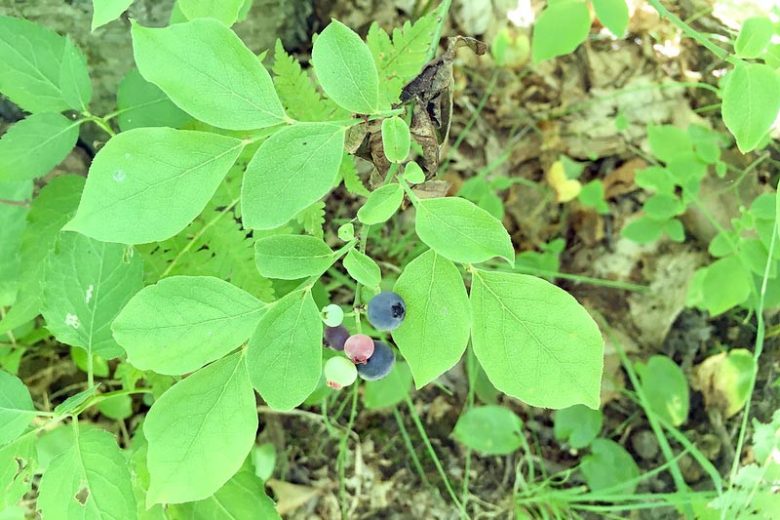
344;334;375;365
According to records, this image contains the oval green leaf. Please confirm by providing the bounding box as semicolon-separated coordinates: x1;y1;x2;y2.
357;183;404;225
734;16;774;59
254;234;335;280
38;429;136;519
470;270;603;409
311;20;379;114
581;439;640;494
592;0;629;38
453;405;523;455
721;62;780;153
246;290;322;411
0;113;80;182
0;370;35;445
531;0;590;63
343;249;381;289
381;116;411;163
242;123;346;230
415;197;514;265
91;0;134;31
42;232;144;359
169;469;280;519
65;127;243;244
116;69;192;132
392;250;471;387
363;362;413;410
131;18;286;130
112;276;264;375
178;0;245;26
635;355;689;426
553;404;603;449
145;352;258;505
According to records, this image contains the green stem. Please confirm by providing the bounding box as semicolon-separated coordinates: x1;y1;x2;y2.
393;407;434;490
404;394;466;516
646;0;731;62
426;0;453;62
728;193;778;490
338;383;359;519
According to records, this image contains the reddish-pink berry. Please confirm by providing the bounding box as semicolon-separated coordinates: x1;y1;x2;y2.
344;334;375;365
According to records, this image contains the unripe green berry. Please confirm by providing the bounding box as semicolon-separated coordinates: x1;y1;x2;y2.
324;356;358;389
322;304;344;327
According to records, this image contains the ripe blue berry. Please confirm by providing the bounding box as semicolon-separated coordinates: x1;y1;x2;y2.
344;334;374;364
357;341;395;381
324;325;349;351
366;291;406;331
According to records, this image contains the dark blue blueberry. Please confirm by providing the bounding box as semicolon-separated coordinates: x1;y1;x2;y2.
357;341;395;381
366;291;406;331
324;325;349;351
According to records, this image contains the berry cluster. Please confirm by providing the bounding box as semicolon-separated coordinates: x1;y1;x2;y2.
321;292;406;389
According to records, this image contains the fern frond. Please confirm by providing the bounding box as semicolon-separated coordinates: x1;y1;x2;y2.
139;169;274;302
272;39;348;122
295;201;326;239
367;13;437;107
340;154;369;197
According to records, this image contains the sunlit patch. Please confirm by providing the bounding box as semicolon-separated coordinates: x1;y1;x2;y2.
507;0;534;28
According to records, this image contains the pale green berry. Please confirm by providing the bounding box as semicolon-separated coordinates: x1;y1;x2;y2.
322;304;344;327
324;356;358;389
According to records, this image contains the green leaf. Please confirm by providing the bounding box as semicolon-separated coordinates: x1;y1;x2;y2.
91;0;135;31
113;276;264;375
169;469;280;519
392;250;470;387
0;113;80;182
644;193;683;220
592;0;629;38
647;125;692;163
0;176;84;336
0;16;71;113
381;116;411;163
340;153;370;197
470;270;603;409
635;166;676;194
414;197;514;265
137;170;274;302
131;19;286;130
635;355;689;426
42;232;143;359
621;215;665;244
453;405;523;455
65;128;243;244
295;201;326;239
242;123;345;230
696;349;754;418
578;180;609;215
735;16;774;59
403;162;425;184
37;429;136;519
581;439;639;494
343;249;381;289
254;235;335;280
531;0;591;63
251;443;276;482
363;362;413;410
553;404;603;449
0;370;34;445
0;434;36;509
178;0;245;26
272;39;348;122
357;184;404;225
59;38;92;111
145;352;257;505
721;62;780;153
54;386;98;416
97;394;133;421
367;14;437;107
700;256;752;315
311;20;380;114
247;290;322;411
0;181;32;306
116;69;191;132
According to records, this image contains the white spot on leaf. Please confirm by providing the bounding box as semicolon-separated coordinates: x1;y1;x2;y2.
113;169;126;182
85;284;94;304
65;313;80;329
